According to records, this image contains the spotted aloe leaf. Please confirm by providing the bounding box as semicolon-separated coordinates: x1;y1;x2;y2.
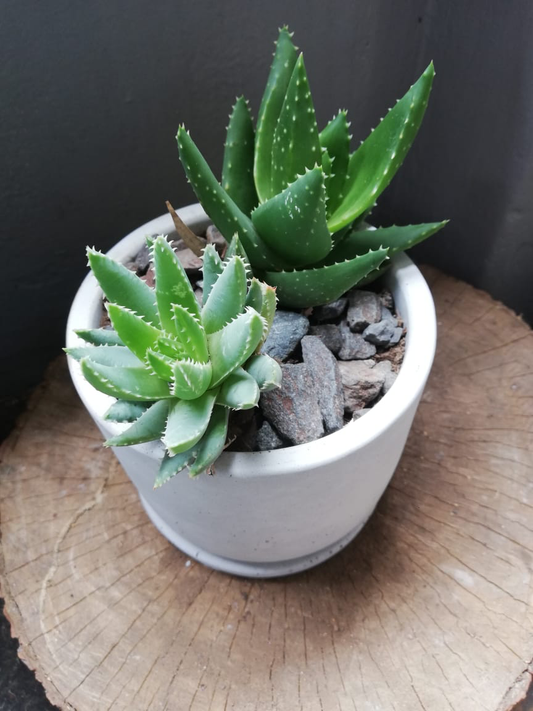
271;54;321;195
104;400;170;447
107;304;161;362
216;368;260;410
222;97;258;215
327;63;435;233
321;148;333;198
175;31;446;308
208;308;265;387
319;111;350;215
202;256;248;334
264;248;389;308
163;390;218;455
251;167;331;267
152;235;200;330
245;354;282;392
254;26;298;202
225;235;252;278
172;359;212;400
65;345;142;368
177;127;285;270
87;249;160;327
188;405;230;477
324;221;449;264
329;224;352;251
80;358;171;401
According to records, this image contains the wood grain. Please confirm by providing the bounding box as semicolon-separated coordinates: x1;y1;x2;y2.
1;268;532;711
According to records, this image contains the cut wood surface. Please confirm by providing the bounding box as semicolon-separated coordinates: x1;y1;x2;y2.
1;267;533;711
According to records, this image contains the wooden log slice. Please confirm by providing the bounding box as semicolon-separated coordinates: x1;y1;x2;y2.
1;268;532;711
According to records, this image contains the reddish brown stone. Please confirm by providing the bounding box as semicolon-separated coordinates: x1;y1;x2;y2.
338;360;385;413
260;364;324;445
174;247;203;273
301;336;344;433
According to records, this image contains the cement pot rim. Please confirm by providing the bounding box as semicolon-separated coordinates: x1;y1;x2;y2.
66;203;436;481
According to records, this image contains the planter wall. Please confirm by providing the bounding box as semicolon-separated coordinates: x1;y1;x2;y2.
66;204;437;577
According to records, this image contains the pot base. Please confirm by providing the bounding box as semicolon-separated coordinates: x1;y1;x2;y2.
139;493;369;578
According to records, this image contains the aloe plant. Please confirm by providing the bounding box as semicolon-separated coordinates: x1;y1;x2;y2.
176;27;447;308
66;236;281;485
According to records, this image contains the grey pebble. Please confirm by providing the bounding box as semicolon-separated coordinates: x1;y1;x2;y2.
363;320;398;347
346;290;382;332
390;327;403;346
308;324;343;355
261;310;309;361
311;298;348;323
260;364;324;445
301;336;344;433
373;360;398;394
255;421;285;451
134;243;151;274
338;322;377;360
380;305;398;327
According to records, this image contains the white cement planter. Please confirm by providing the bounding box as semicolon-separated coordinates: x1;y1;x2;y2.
66;204;437;578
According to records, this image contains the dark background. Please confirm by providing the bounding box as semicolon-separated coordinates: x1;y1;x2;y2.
1;1;533;705
2;0;533;435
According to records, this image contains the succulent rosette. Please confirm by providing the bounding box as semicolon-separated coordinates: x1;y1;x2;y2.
66;236;281;484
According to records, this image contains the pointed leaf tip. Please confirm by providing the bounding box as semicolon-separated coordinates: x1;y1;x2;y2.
328;64;435;233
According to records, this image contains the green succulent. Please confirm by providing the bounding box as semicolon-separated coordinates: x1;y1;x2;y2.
176;27;447;308
66;236;281;485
